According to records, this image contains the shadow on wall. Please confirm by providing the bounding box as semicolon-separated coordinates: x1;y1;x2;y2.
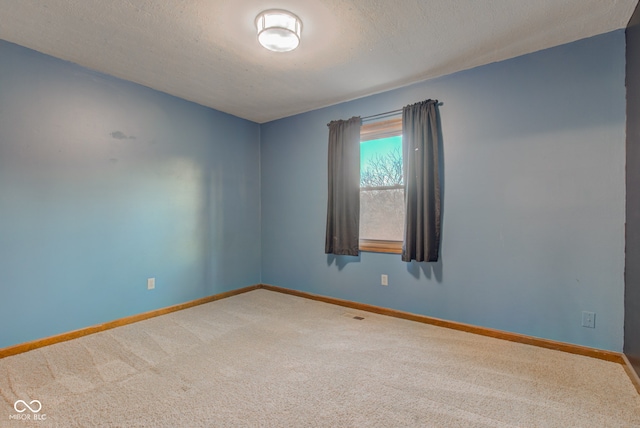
406;259;443;282
327;254;361;270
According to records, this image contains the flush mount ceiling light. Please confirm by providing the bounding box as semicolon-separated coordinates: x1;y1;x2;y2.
255;9;302;52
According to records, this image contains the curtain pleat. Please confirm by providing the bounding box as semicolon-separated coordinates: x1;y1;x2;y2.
402;100;441;262
325;117;361;256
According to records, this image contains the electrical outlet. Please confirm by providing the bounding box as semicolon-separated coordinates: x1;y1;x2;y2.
381;274;388;286
147;278;155;290
581;311;595;328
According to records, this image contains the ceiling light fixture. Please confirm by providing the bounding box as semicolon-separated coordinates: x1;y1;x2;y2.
255;9;302;53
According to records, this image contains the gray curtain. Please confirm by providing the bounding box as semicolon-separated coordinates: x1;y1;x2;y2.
325;117;361;256
402;100;441;262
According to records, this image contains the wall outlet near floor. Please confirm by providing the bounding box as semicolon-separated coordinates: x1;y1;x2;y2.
581;311;595;328
147;278;155;290
381;274;388;286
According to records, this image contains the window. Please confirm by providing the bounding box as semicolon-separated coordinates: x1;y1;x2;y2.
359;117;404;254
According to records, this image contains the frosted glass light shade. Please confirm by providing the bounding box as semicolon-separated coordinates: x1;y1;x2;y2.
255;10;302;52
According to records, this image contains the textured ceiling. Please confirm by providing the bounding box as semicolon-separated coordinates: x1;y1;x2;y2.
0;0;637;123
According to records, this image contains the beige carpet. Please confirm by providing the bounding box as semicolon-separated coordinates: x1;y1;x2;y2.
0;289;639;427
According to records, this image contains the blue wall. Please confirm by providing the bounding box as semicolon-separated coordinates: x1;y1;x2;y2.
261;31;627;352
0;40;261;349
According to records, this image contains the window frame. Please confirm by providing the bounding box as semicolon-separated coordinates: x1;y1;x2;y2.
359;117;403;254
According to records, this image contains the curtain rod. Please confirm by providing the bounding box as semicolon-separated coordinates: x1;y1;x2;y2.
328;100;441;126
361;99;440;122
361;109;402;122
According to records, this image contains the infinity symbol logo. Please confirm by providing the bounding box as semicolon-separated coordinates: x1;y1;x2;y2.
14;400;42;413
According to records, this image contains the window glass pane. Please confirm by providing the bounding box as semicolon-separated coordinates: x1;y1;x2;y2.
360;136;403;187
360;134;404;242
360;188;404;241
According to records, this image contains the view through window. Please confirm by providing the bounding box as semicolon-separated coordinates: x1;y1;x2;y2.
360;117;404;253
